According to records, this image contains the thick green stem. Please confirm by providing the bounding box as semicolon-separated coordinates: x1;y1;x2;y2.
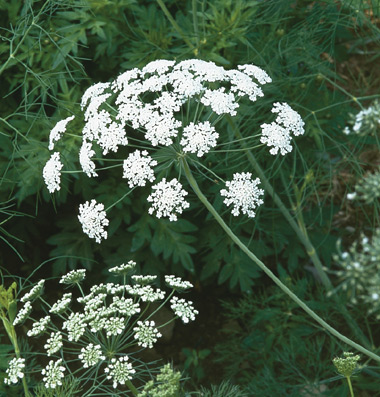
180;158;380;363
125;379;139;396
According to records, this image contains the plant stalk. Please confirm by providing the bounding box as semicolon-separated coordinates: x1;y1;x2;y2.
229;121;371;348
180;157;380;363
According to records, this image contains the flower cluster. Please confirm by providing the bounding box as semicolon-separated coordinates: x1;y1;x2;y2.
220;172;264;218
4;358;25;385
43;152;64;193
333;352;360;378
122;150;157;188
147;178;190;221
260;102;305;155
43;59;304;241
78;200;109;243
343;100;380;136
347;167;380;205
329;229;380;317
8;265;197;393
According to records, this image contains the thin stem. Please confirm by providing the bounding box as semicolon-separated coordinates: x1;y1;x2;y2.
192;0;200;50
180;157;380;363
346;376;355;397
125;379;139;396
230;121;332;289
0;0;51;77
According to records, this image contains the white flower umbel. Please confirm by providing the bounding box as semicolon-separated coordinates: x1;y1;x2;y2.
41;359;66;389
261;102;305;155
109;260;136;276
4;358;25;385
62;312;87;342
43;152;63;193
78;199;109;243
27;315;50;337
220;172;264;218
125;285;166;302
48;115;75;150
79;140;98;177
109;296;141;316
201;88;239;116
50;293;72;314
122;150;157;187
180;121;219;157
170;297;199;323
131;275;157;285
60;269;86;285
79;344;105;368
133;320;162;348
44;331;63;356
272;102;305;137
13;301;32;326
20;279;45;302
105;317;125;337
147;178;190;221
165;275;193;290
238;64;272;85
104;356;136;389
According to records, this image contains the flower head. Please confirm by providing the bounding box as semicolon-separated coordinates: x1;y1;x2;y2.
170;297;198;323
104;356;136;389
79;344;105;368
109;260;136;276
165;275;193;291
261;102;304;155
27;315;50;337
44;331;63;356
13;301;32;326
220;172;264;218
60;269;86;285
133;320;162;348
4;358;25;385
43;152;63;193
147;178;190;221
20;279;45;302
50;293;72;314
180;121;219;157
48;115;75;150
78;199;109;243
41;359;66;389
333;352;360;378
122;150;157;187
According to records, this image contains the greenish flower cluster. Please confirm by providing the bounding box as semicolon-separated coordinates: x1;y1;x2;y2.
343;100;380;136
138;364;181;397
333;352;360;378
330;229;380;315
347;167;380;204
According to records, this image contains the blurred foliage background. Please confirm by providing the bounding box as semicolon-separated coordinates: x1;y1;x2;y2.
1;0;380;394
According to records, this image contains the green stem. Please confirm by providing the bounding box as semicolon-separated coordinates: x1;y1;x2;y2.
2;318;30;396
346;376;355;397
180;157;380;363
125;379;139;396
156;0;195;51
229;120;371;348
229;120;332;289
